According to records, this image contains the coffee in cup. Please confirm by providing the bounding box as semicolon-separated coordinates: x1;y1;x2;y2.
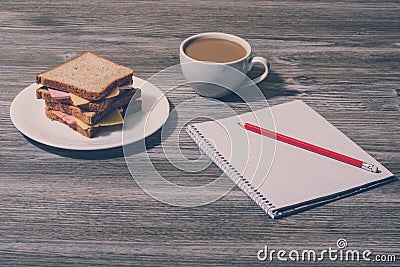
184;38;247;63
180;32;269;98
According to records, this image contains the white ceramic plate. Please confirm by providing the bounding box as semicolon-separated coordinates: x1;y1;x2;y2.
10;77;170;150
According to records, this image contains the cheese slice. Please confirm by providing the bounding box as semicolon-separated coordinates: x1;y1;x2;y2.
75;109;124;130
70;87;121;106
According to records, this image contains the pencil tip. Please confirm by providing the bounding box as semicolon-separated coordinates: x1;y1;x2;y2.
372;165;379;173
362;162;379;173
237;122;244;128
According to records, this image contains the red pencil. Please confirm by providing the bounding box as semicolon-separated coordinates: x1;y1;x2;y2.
240;122;378;173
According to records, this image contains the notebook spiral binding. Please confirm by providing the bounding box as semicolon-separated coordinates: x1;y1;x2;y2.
186;125;279;219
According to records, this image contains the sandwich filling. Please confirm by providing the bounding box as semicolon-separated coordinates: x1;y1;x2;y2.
50;109;124;130
45;81;134;105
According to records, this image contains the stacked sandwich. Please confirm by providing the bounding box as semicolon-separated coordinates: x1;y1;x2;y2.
35;51;141;138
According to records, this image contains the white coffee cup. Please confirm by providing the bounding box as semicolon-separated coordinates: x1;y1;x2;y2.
180;32;269;98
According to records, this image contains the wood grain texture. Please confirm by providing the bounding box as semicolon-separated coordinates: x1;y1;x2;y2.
1;0;399;265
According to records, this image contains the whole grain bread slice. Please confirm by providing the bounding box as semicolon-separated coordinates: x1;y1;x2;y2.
45;97;142;125
36;51;134;100
45;107;101;138
36;87;141;112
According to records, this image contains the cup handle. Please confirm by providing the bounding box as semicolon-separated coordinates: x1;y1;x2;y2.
248;56;269;84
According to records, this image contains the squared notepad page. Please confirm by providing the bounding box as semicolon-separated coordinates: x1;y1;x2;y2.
187;100;393;218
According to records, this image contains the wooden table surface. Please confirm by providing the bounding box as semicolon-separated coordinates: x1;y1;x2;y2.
1;0;399;266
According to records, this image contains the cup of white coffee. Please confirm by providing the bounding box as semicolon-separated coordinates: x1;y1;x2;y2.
180;32;269;98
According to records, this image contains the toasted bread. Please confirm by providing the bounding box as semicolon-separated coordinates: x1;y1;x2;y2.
45;107;101;138
36;51;133;100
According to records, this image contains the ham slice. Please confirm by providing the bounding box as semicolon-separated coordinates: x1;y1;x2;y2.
46;81;132;101
52;110;76;124
48;88;70;99
118;82;133;90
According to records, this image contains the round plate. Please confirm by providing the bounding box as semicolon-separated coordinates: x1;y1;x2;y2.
10;77;170;150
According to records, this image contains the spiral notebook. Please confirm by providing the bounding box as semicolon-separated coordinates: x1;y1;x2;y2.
186;100;394;219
